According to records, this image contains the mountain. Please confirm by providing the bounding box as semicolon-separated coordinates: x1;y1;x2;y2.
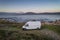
0;12;21;15
21;12;60;15
0;12;60;15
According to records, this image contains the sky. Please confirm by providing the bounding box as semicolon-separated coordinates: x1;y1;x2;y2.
0;0;60;13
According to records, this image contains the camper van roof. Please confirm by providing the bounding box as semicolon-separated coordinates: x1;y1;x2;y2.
28;21;40;22
27;21;41;23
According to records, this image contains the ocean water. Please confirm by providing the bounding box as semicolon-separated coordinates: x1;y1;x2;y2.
0;15;60;22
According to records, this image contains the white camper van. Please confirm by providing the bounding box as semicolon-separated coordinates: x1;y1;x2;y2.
22;21;41;30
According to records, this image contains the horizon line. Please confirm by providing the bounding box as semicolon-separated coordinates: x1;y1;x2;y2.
0;11;60;13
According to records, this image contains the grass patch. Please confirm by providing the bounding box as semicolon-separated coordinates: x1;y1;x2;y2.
42;24;60;34
0;30;54;40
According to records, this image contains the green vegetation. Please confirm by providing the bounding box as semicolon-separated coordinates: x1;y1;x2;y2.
42;25;60;34
0;30;54;40
0;19;60;40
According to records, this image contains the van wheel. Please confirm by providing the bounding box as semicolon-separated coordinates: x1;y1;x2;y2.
23;28;27;30
37;28;40;30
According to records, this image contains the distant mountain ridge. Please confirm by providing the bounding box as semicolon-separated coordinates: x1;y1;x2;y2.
24;12;60;15
0;12;60;15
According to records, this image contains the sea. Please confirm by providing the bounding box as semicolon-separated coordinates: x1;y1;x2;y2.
0;14;60;22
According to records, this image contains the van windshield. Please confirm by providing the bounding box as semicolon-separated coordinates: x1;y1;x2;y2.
25;24;29;27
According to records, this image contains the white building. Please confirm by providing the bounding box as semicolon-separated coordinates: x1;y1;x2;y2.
22;21;41;30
